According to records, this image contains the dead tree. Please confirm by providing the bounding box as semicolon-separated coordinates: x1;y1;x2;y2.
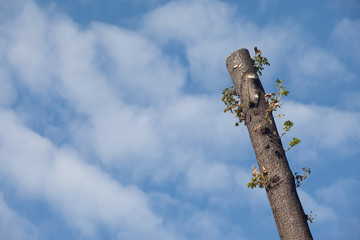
226;48;313;239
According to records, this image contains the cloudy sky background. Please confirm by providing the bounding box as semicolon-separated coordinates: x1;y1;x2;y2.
0;0;359;239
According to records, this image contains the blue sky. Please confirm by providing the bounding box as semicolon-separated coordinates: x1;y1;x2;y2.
0;0;359;239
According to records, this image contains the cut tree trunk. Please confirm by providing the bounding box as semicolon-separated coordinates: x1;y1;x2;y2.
226;48;313;240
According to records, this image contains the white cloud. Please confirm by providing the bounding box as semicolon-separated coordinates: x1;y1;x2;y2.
184;211;222;240
330;0;360;17
142;0;352;96
141;0;235;91
0;66;16;106
331;18;360;63
278;101;360;161
258;0;279;12
298;190;336;223
142;0;233;43
316;178;360;205
5;1;57;95
51;20;117;114
0;194;37;240
0;109;175;239
1;0;359;239
283;47;356;102
186;160;231;193
234;168;269;210
91;22;186;105
296;48;350;80
0;0;253;186
313;178;360;239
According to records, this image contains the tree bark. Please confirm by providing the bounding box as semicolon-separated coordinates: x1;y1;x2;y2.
226;49;313;240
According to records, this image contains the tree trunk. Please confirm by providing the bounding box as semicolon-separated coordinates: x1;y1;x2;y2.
226;49;313;240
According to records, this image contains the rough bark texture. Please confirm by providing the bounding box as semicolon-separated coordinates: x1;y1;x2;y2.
226;49;313;240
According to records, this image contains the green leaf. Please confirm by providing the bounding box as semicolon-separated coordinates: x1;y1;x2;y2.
289;138;301;147
283;120;294;131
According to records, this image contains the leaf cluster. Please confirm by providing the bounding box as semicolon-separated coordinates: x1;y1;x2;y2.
307;211;317;223
286;138;301;151
282;120;294;133
265;81;301;151
251;46;270;76
294;167;311;187
265;79;289;116
247;166;268;189
222;86;244;126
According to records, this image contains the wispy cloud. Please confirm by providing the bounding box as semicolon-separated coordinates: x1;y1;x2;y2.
298;190;336;223
0;195;37;240
0;110;175;239
0;1;251;238
277;101;360;162
316;178;360;205
331;18;360;64
0;0;359;239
